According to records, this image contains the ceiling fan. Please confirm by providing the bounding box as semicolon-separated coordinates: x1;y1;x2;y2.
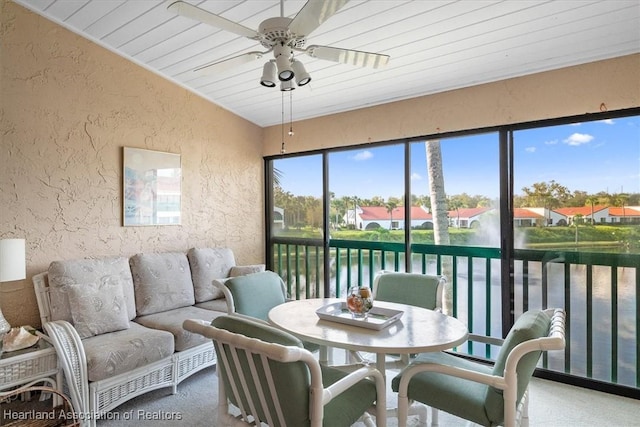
166;0;390;90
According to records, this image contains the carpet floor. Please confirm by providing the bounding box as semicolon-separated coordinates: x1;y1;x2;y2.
92;365;639;427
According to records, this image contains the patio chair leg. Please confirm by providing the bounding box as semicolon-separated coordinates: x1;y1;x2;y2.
407;400;428;426
360;411;376;427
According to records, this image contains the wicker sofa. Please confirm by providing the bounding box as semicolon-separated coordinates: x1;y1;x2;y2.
32;247;265;426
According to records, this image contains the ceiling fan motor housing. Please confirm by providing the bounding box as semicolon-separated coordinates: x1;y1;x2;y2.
258;17;306;49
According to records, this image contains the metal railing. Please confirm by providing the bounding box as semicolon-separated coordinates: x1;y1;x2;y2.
269;237;639;392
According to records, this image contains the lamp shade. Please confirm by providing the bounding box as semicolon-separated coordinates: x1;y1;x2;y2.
280;80;295;91
0;238;26;282
260;61;277;87
274;43;294;81
291;60;311;86
276;55;294;81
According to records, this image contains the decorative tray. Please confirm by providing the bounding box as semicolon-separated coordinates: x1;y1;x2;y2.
316;302;403;330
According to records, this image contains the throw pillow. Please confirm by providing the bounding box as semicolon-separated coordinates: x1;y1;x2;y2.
229;264;266;277
66;281;130;338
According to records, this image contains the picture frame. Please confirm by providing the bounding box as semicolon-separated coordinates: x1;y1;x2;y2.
123;147;181;226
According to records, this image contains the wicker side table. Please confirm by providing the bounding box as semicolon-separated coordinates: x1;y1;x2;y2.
0;331;61;401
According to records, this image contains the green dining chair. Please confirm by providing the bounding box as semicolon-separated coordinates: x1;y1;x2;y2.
372;271;446;311
214;270;321;355
351;271;446;368
183;315;387;427
214;270;289;321
392;308;566;427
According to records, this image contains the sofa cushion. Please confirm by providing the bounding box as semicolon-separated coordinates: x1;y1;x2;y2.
194;298;229;312
134;306;224;351
130;252;195;316
82;322;174;382
187;247;236;302
67;281;130;338
48;257;137;322
229;264;265;277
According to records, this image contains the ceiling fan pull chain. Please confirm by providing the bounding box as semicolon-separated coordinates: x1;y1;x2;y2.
289;91;294;137
281;90;286;154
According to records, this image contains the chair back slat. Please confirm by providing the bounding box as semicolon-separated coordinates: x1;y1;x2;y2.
258;353;285;426
215;344;251;423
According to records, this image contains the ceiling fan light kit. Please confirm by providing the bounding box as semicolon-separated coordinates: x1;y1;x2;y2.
167;0;390;92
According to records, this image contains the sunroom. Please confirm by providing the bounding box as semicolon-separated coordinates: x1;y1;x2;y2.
1;1;638;422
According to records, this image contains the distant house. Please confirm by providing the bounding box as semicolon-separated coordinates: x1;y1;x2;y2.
448;207;494;228
608;206;640;224
273;206;285;230
345;206;432;230
513;208;546;227
555;206;610;225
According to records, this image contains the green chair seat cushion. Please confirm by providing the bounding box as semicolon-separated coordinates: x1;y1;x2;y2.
321;365;377;427
391;352;494;426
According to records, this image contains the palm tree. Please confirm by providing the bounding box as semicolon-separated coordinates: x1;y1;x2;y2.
425;139;452;315
585;196;598;225
425;140;449;245
385;201;398;230
448;198;462;228
351;196;360;229
615;193;630;223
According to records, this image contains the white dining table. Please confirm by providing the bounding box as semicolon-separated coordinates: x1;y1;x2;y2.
268;298;469;380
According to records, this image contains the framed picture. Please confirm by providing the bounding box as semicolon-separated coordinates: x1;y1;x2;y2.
123;147;181;226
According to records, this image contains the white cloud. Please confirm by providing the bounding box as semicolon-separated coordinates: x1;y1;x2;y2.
525;147;536;153
600;119;615;125
544;139;558;145
352;150;373;161
564;133;594;146
411;172;422;181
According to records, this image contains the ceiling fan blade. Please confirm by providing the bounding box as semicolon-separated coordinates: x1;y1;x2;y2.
288;0;351;37
305;45;390;69
167;1;259;39
194;51;265;76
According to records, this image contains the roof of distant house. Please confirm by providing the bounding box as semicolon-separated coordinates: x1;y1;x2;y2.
514;208;545;219
353;205;640;221
448;207;493;219
608;207;640;217
358;206;432;221
554;206;608;216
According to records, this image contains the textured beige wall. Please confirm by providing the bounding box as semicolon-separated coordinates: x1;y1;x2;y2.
0;2;264;327
263;54;640;155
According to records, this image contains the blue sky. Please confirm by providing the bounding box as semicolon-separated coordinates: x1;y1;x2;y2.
275;115;640;200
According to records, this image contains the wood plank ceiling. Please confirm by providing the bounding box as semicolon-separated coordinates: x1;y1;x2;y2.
13;0;640;127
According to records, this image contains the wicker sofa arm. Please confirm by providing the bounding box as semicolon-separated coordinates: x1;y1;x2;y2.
44;320;91;421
